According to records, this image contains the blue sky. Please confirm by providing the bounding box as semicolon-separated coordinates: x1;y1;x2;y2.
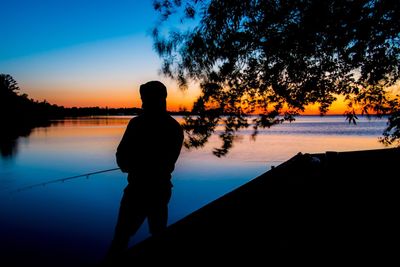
0;0;154;60
0;0;198;108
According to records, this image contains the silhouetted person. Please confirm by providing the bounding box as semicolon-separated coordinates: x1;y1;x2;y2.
106;81;184;260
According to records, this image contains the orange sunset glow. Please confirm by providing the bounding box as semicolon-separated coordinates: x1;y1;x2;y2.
23;79;201;111
23;81;362;115
20;77;399;115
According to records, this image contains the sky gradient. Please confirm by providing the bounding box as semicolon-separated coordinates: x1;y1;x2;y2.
0;0;381;113
0;0;198;110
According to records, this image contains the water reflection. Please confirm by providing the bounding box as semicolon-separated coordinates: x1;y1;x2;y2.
0;120;54;159
0;117;133;159
0;115;389;267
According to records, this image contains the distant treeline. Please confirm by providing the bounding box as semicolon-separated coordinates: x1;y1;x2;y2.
60;106;143;116
60;106;191;116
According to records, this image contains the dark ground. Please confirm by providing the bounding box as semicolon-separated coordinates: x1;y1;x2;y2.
103;147;399;266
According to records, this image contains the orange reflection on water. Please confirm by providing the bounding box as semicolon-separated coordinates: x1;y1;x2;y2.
32;117;131;138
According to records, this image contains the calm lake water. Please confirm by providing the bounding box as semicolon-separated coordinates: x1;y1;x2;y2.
0;115;389;266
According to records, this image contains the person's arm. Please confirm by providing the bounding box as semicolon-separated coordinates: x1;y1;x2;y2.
116;120;135;173
168;121;184;173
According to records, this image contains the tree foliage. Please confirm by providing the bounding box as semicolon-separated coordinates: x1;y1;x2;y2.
153;0;400;156
0;74;20;97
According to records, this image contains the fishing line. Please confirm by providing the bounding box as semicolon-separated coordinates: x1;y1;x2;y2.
9;167;120;194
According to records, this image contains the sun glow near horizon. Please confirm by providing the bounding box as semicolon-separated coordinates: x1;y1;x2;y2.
34;89;350;115
22;78;202;111
22;82;350;114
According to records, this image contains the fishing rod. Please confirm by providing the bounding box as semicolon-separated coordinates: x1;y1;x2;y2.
10;167;121;194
